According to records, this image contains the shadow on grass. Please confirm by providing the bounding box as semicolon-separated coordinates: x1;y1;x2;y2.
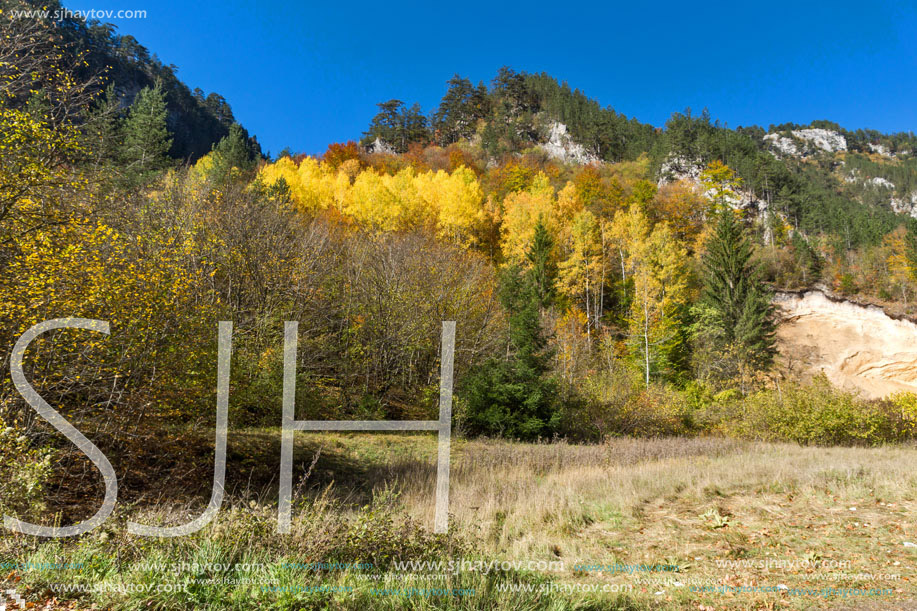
95;427;439;514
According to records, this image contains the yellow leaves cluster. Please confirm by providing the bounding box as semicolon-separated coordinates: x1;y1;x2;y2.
890;392;917;436
556;209;602;307
882;226;916;305
652;180;707;248
190;151;216;183
612;206;689;316
699;160;743;214
500;172;557;261
257;158;486;245
0;106;86;214
0;212;220;420
258;156;350;213
610;205;689;381
1;219;209;336
884;226;911;282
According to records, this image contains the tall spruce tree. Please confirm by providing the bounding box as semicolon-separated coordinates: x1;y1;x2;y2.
210;122;255;183
461;228;559;440
120;82;172;183
527;219;557;308
699;210;776;374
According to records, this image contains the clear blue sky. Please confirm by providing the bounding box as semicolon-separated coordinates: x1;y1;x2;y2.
67;0;917;156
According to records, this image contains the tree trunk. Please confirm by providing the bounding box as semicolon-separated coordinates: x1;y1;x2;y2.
643;281;650;388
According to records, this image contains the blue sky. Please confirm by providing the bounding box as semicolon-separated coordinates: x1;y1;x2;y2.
66;0;917;156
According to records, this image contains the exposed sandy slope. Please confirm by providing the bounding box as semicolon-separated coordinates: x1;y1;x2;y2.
775;291;917;398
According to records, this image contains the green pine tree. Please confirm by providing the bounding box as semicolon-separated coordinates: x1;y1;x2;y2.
461;230;559;440
120;82;172;183
210;122;255;183
432;75;489;146
698;210;777;376
526;219;557;308
362;100;430;153
85;84;122;169
402;103;429;149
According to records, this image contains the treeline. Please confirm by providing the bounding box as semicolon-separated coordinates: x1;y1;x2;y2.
770;119;917;156
362;68;657;162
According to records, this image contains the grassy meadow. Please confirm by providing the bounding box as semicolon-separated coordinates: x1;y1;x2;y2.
2;432;915;610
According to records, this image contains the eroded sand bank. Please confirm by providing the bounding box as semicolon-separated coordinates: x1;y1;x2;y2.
775;291;917;399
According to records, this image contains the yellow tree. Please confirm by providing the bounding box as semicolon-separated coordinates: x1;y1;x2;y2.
415;165;485;245
611;207;689;385
0;106;87;234
699;160;743;214
256;156;349;215
258;159;487;241
554;181;582;224
609;205;650;286
558;209;604;341
500;172;556;262
650;180;707;248
344;169;401;230
884;226;914;306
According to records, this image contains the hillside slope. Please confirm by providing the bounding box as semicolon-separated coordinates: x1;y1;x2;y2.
13;0;260;161
364;69;917;250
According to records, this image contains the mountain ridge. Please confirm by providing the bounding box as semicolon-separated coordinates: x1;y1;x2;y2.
358;68;917;249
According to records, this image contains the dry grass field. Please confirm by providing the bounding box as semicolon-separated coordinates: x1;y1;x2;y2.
2;432;916;609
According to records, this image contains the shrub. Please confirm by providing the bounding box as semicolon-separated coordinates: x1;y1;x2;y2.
712;376;908;445
459;356;560;440
574;368;696;439
0;421;53;517
889;392;917;437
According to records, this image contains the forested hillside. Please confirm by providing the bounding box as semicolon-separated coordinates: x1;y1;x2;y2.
252;68;917;440
360;68;917;298
7;0;261;161
365;68;917;247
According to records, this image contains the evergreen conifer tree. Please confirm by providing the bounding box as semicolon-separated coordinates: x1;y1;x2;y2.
210;122;255;182
699;210;776;374
461;227;559;440
120;82;172;182
527;219;557;308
